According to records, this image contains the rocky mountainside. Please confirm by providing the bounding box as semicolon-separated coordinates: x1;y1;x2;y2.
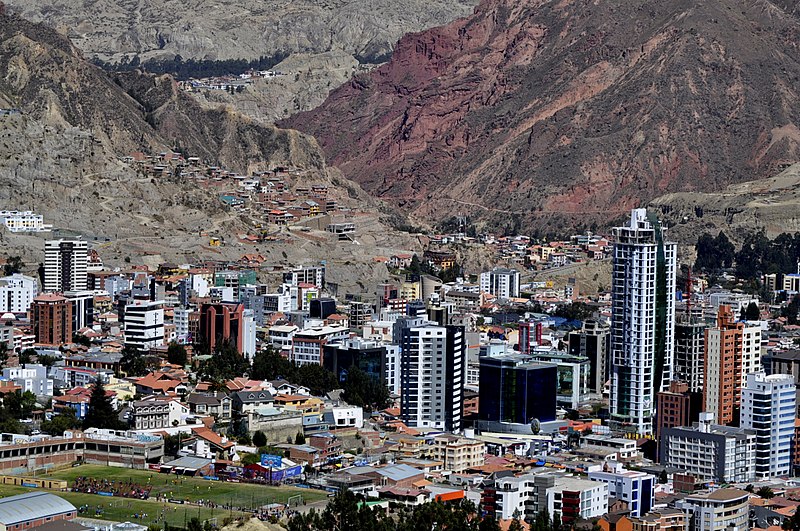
0;13;416;292
285;0;800;233
7;0;477;63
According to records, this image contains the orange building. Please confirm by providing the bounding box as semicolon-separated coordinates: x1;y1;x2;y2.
31;293;73;345
703;305;761;425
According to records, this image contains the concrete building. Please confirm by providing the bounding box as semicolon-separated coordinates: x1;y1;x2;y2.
660;412;756;483
31;293;73;346
568;319;610;394
399;323;465;431
703;305;761;425
242;309;257;361
673;313;706;394
740;372;796;479
656;380;701;438
123;300;165;352
610;209;677;435
546;476;608;526
479;268;520;299
676;489;749;531
322;337;386;385
44;239;88;292
0;274;37;314
2;364;53;396
0;210;52;232
429;434;485;473
588;462;655;517
290;325;349;366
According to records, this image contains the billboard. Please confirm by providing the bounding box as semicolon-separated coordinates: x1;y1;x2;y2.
261;454;283;468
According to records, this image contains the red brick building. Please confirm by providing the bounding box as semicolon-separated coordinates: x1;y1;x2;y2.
31;293;73;346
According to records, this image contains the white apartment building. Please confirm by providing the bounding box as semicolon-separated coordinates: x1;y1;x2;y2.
124;300;165;352
44;239;88;292
384;343;401;396
268;324;299;351
588;462;655;517
173;308;191;344
610;208;676;435
676;489;749;531
2;364;53;396
289;325;349;366
479;268;521;299
242;309;257;361
0;274;37;314
399;323;465;432
545;477;608;524
741;372;796;479
0;211;52;232
660;412;756;484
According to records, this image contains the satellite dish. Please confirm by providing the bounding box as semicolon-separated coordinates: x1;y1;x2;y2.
530;418;541;435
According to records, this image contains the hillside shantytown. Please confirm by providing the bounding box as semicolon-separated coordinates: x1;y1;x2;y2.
0;205;797;531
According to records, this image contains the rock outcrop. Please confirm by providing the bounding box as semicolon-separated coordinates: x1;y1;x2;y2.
285;0;800;232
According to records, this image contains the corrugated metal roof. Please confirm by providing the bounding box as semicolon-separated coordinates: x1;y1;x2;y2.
0;492;76;525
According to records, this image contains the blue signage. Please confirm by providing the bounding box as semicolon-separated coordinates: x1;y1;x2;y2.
260;454;283;468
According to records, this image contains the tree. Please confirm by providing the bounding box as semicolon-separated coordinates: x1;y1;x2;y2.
253;430;267;448
0;342;8;367
251;347;296;381
658;469;668;484
743;302;760;321
199;339;249;381
295;363;339;397
757;486;775;499
18;348;36;365
72;334;92;347
745;484;755;493
36;353;58;367
295;432;306;445
83;378;123;430
3;256;23;276
5;390;38;419
120;346;148;377
40;408;80;435
166;341;188;366
342;366;391;411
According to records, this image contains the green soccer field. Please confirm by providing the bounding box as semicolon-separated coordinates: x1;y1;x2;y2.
0;484;244;527
44;464;328;507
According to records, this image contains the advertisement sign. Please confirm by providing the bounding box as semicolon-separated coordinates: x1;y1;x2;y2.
260;454;283;468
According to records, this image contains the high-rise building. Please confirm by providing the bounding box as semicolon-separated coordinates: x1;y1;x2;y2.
673;313;706;393
399;323;465;431
478;352;557;428
123;300;165;352
740;372;796;479
0;273;37;314
242;309;257;361
479;268;520;299
568;319;610;394
43;239;88;292
703;305;761;425
610;208;677;435
31;293;73;346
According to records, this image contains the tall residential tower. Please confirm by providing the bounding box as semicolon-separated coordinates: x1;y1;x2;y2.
610;209;677;435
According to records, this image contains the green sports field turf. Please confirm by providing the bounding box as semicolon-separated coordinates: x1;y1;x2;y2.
45;464;327;507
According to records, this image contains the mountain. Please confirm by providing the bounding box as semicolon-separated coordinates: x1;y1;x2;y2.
7;0;477;63
0;13;417;294
284;0;800;233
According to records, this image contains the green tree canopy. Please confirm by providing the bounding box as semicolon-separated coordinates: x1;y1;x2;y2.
166;341;188;366
83;378;124;430
40;407;81;435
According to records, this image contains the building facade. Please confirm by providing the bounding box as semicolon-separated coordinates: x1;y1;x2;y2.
399;323;465;431
43;239;88;292
31;293;73;346
479;268;520;299
123;300;165;352
740;372;796;479
0;274;37;314
610;209;677;435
